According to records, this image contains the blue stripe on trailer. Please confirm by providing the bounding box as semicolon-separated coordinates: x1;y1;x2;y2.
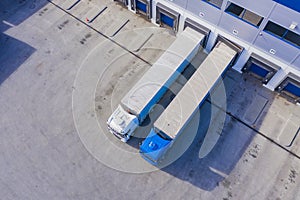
138;86;168;122
284;82;300;97
136;0;147;13
138;59;191;122
249;63;269;78
160;13;174;27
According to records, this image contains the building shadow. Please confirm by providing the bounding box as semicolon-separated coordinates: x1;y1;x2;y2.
0;0;49;32
0;0;48;84
160;104;255;191
0;33;36;85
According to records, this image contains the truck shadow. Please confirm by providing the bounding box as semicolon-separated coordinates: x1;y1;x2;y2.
161;105;255;191
158;70;277;191
127;51;207;149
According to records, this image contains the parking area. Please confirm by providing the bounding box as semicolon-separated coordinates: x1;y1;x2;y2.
0;0;300;199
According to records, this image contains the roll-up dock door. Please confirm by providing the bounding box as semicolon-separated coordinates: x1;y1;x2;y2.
136;0;146;12
242;54;280;84
184;18;210;48
276;74;300;103
156;3;180;32
132;0;152;19
161;13;173;27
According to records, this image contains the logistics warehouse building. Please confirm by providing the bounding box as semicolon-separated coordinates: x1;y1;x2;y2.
115;0;300;103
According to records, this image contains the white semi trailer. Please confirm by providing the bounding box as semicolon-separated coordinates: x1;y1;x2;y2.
107;28;205;142
139;41;238;164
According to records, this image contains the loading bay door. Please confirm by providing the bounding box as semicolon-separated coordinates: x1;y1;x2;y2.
242;54;280;84
285;83;300;97
156;3;180;32
161;13;174;27
277;74;300;103
132;0;152;19
136;0;147;12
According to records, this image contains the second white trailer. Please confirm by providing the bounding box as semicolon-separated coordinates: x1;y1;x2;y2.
140;41;238;164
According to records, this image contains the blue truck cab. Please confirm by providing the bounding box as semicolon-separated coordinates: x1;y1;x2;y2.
139;128;172;165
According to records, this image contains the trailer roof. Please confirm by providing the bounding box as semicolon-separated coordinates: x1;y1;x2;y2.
154;42;237;139
121;28;205;115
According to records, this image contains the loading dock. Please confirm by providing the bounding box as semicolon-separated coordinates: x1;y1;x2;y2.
131;0;152;19
156;3;180;32
242;54;280;84
184;18;210;48
276;74;300;104
214;35;244;66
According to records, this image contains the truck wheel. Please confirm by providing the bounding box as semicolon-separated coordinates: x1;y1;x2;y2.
121;135;130;143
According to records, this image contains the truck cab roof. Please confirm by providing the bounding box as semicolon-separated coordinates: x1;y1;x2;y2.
107;105;137;134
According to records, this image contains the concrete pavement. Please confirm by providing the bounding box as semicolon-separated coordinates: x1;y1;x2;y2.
1;0;300;199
